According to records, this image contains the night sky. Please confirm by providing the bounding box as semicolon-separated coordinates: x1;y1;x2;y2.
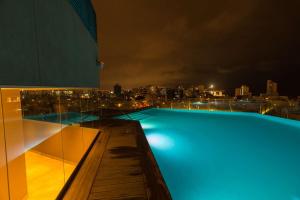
93;0;300;96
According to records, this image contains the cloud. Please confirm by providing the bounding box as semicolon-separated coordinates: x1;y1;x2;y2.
95;0;300;95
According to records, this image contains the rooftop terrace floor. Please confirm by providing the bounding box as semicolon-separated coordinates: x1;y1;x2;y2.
61;119;171;200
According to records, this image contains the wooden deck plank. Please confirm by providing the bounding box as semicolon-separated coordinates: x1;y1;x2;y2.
93;176;145;185
87;121;148;200
62;119;171;200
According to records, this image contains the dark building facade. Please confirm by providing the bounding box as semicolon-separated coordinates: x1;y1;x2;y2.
69;0;97;41
114;84;122;97
0;0;99;88
0;1;100;200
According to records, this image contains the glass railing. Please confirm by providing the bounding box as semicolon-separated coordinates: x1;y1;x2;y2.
153;98;300;121
0;88;100;200
1;88;297;200
87;93;300;121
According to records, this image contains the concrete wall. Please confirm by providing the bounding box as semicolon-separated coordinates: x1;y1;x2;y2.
0;0;99;88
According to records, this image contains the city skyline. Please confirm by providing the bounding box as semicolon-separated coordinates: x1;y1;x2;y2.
94;0;300;96
109;79;291;97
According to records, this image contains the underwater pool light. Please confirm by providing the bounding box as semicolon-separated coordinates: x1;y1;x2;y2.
146;133;174;150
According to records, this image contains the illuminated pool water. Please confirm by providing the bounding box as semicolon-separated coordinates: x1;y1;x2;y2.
119;108;300;200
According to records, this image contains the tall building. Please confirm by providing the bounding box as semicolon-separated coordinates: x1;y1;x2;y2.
166;88;176;100
114;84;122;97
0;1;99;199
148;85;158;94
235;88;241;97
198;85;205;93
266;80;279;96
175;85;184;99
235;85;251;97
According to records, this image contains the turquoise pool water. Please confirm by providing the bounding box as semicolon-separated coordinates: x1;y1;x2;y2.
119;108;300;200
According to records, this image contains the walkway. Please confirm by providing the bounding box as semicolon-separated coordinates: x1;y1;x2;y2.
62;119;171;200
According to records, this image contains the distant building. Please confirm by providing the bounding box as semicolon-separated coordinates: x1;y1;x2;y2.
166;88;176;100
235;85;251;97
114;84;122;97
159;87;167;96
175;85;184;99
266;80;278;96
184;88;193;98
235;88;241;97
138;87;148;97
132;87;150;100
184;86;197;98
210;90;225;97
197;85;205;93
147;85;157;94
205;85;225;97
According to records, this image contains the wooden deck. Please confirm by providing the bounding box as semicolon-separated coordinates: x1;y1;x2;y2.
61;119;171;200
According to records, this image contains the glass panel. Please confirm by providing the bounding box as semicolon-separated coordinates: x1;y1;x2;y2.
59;89;99;181
80;89;99;150
0;90;9;200
0;88;100;199
59;89;84;180
1;88;65;200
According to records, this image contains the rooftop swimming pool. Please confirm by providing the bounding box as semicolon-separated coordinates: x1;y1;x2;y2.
119;108;300;200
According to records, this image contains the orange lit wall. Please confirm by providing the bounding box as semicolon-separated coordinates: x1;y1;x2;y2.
0;88;99;200
0;94;10;200
1;89;28;200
